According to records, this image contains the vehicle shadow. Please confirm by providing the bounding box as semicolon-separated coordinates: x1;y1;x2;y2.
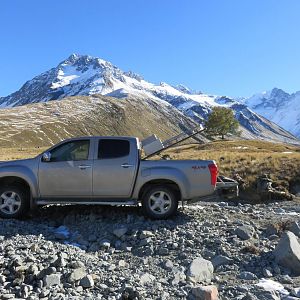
0;204;194;255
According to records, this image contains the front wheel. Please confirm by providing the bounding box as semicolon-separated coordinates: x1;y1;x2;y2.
0;185;29;219
141;185;179;219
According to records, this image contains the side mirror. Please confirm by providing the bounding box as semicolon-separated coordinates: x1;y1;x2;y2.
42;152;51;162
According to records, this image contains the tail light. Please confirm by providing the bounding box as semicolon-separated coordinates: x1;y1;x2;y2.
208;163;218;186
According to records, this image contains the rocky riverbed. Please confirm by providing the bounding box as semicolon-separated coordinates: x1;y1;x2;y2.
0;199;300;300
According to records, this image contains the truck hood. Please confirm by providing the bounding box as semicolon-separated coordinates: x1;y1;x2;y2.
0;157;38;168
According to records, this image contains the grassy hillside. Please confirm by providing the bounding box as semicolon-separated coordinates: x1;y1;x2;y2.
0;94;196;148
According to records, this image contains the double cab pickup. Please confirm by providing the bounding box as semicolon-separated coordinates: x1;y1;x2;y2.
0;136;218;219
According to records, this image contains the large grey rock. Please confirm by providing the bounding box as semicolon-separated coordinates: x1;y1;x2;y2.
211;255;233;268
43;273;61;287
273;231;300;275
187;258;214;283
80;275;94;288
289;221;300;238
68;268;87;282
235;225;254;240
191;285;218;300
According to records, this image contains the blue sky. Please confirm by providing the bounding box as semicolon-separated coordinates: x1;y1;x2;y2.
1;0;300;97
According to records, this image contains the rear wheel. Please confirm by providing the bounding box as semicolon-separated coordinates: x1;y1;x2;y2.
141;185;179;219
0;185;29;219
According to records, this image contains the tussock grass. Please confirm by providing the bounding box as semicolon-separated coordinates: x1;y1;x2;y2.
163;140;300;191
0;147;47;161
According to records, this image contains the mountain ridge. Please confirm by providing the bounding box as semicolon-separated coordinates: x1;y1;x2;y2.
0;54;299;144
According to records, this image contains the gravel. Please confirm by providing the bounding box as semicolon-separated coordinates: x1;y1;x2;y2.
0;199;300;299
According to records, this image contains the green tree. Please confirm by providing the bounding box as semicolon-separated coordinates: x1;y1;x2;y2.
205;107;240;139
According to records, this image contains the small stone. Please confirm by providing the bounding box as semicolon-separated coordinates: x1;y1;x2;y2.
121;287;140;300
140;230;154;239
118;260;126;268
172;271;186;285
1;294;15;299
157;247;169;256
211;255;233;268
235;225;254;240
43;273;61;287
80;275;94;288
164;259;174;270
187;258;214;283
140;273;155;285
0;275;6;283
100;239;111;249
191;285;218;300
37;267;56;279
263;268;273;278
52;257;66;267
273;231;300;275
69;261;85;269
238;271;258;280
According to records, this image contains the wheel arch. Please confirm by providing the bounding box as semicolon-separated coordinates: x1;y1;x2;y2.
138;179;182;201
0;176;31;195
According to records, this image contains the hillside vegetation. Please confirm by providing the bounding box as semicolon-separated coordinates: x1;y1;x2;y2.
0;94;196;148
159;140;300;192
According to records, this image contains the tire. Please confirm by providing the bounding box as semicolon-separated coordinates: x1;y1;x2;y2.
0;185;30;219
141;185;179;220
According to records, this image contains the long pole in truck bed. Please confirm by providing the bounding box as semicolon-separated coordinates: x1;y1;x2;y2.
143;127;206;160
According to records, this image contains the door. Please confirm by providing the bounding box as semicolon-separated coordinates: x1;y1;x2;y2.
38;139;93;197
93;138;138;197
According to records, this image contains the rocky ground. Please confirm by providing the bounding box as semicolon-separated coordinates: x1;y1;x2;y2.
0;199;300;300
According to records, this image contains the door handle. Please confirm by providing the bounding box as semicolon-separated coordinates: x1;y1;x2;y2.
79;165;92;170
121;163;134;168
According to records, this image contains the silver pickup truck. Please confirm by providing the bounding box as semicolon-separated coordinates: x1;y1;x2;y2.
0;136;218;219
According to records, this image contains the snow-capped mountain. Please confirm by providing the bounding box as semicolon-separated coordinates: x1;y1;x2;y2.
0;54;298;144
242;88;300;138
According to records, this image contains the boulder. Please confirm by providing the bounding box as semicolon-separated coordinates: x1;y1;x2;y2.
191;285;218;300
273;231;300;275
80;275;94;288
43;273;61;287
235;225;254;240
289;221;300;238
187;258;214;283
68;267;87;283
211;255;233;268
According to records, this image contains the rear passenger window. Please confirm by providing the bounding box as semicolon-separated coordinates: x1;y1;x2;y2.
98;139;130;159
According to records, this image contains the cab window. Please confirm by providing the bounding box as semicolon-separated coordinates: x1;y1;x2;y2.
49;140;90;162
98;139;130;159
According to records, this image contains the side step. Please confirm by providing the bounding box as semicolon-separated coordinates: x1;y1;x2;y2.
36;200;138;206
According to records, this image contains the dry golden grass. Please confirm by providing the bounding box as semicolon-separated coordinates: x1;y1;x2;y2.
161;140;300;190
0;147;47;161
